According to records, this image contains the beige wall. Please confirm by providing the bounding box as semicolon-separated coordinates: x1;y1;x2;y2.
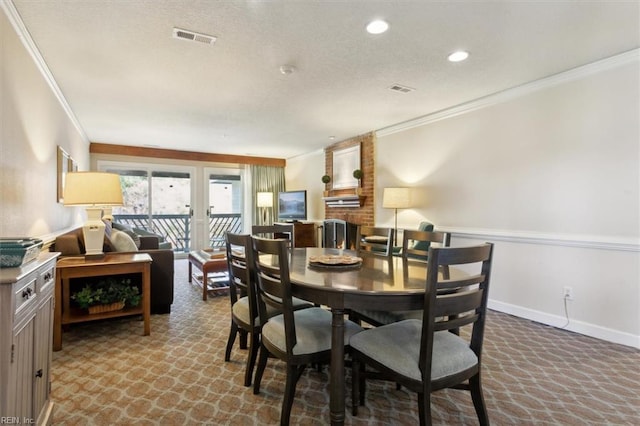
375;55;639;348
1;9;89;239
285;149;325;221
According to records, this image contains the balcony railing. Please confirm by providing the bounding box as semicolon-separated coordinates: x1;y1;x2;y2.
114;213;242;252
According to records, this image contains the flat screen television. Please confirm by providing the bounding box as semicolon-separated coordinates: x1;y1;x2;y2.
277;190;307;221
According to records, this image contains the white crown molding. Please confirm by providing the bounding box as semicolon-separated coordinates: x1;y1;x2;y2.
287;148;324;161
436;226;640;252
377;49;640;137
2;0;89;143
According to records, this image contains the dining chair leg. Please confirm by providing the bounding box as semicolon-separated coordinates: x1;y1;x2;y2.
469;374;489;426
244;332;259;387
417;392;431;426
239;329;248;350
281;364;306;426
359;358;368;407
225;320;238;362
351;358;360;416
253;344;269;395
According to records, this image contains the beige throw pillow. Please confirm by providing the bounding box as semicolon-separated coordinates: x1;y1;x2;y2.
110;229;139;252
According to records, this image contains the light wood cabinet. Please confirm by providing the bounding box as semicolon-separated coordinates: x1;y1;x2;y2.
1;252;59;425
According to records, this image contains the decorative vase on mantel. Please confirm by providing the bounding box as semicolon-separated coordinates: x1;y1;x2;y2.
352;169;363;196
322;175;331;197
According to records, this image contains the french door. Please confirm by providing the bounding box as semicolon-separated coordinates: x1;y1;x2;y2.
99;161;246;254
204;169;244;248
100;163;194;254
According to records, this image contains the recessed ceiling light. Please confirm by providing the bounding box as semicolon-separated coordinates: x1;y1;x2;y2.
279;64;296;75
329;136;336;140
448;51;469;62
366;19;389;34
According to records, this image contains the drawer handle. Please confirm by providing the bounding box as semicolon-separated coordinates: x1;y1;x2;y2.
35;369;43;378
44;272;52;281
22;288;33;299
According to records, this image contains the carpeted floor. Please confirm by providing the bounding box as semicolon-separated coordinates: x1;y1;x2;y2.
50;259;640;425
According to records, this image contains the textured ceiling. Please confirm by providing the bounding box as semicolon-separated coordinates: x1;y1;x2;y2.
10;0;640;159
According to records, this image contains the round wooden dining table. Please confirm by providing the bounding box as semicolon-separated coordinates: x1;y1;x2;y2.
287;247;432;426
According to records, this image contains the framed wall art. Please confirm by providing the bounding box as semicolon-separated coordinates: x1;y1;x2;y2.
57;146;74;203
332;144;361;189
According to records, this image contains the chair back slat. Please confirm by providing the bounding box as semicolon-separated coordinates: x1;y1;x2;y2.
433;313;480;332
438;274;485;291
402;229;450;261
251;236;297;353
435;289;484;319
356;226;394;257
225;233;255;314
252;224;294;247
419;243;494;380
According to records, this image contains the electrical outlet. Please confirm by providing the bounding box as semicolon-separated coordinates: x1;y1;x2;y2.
563;286;574;301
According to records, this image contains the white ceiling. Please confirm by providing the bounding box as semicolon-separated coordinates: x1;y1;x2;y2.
11;0;640;159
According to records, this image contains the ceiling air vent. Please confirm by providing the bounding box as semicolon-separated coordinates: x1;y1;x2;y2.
388;84;415;93
172;27;217;45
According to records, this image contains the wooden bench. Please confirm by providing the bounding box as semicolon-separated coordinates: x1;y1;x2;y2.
188;249;229;301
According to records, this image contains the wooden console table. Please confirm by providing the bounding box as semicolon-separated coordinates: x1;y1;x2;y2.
54;253;152;351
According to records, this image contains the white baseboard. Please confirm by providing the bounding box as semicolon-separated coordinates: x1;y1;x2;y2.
488;299;640;349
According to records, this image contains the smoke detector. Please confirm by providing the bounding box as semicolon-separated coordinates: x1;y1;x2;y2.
172;27;217;45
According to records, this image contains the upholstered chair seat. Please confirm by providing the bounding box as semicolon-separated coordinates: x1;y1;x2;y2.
262;307;362;356
231;296;311;327
350;320;477;382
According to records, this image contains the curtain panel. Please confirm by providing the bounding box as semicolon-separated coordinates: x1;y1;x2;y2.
250;165;285;225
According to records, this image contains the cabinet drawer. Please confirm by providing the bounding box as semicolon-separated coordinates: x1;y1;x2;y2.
14;274;37;316
38;262;56;295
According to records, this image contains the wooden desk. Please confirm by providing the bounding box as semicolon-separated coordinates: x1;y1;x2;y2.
287;248;460;425
54;253;152;351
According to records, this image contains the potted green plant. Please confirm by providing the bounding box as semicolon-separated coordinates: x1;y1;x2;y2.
71;277;141;314
352;169;363;194
321;175;331;196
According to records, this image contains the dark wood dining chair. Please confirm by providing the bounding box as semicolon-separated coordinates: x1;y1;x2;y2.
350;243;494;425
224;232;312;387
402;229;451;261
350;229;451;327
356;225;394;257
224;233;257;386
250;236;363;426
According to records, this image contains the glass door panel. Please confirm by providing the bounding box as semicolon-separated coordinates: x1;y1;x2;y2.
207;174;242;248
111;170;149;227
105;166;192;254
151;171;192;252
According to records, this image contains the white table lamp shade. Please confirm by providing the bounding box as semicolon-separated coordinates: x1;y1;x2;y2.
63;172;124;206
63;172;124;257
382;187;410;209
256;192;273;225
257;192;273;208
383;187;411;247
